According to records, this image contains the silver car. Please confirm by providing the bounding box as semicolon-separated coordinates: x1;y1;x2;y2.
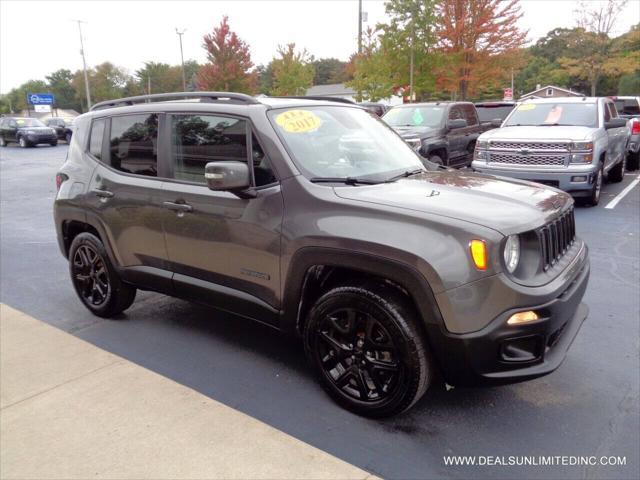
472;97;630;205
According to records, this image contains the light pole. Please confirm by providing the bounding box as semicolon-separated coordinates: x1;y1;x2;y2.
176;28;187;91
74;20;91;110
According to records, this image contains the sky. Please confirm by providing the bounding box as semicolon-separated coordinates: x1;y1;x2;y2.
1;0;639;94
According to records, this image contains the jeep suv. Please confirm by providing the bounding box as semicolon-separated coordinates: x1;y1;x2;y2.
472;97;630;205
54;92;590;417
382;101;483;167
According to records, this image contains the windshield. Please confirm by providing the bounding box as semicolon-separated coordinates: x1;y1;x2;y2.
382;106;445;128
476;106;515;122
15;118;46;127
504;102;598;127
269;106;424;180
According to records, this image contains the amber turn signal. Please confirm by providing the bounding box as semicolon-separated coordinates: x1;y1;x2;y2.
507;310;539;325
469;240;487;270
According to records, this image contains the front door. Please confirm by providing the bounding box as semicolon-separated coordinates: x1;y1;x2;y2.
85;113;170;289
160;113;283;320
446;106;466;165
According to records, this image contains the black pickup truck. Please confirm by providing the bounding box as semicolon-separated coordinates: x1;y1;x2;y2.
382;101;483;167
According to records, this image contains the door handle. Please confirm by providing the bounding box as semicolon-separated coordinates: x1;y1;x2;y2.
163;201;193;213
92;188;114;198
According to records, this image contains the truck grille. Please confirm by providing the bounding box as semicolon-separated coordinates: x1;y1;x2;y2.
489;153;566;166
537;208;576;271
490;141;570;151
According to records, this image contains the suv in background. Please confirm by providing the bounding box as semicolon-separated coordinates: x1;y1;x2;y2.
382;101;483;167
44;117;75;143
612;96;640;170
54;92;589;417
0;117;58;147
472;97;630;206
475;101;516;132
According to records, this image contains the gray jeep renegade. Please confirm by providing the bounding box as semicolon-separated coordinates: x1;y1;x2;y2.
54;92;590;417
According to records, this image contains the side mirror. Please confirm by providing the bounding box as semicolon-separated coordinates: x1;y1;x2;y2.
490;118;503;128
448;119;467;129
604;118;627;130
204;161;254;197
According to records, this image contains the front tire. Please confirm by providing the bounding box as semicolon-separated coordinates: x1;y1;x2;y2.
584;164;603;206
304;284;432;417
69;233;136;318
50;140;58;147
18;136;29;148
428;154;443;165
0;137;6;147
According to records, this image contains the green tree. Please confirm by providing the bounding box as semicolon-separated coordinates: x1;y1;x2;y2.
45;69;80;110
347;29;397;101
312;58;350;85
72;62;132;109
196;16;256;93
135;62;183;94
2;80;49;112
270;43;315;96
618;72;640;94
255;63;274;94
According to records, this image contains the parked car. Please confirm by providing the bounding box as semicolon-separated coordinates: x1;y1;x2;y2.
54;92;590;417
475;101;516;132
611;96;640;170
382;101;483;167
472;97;630;206
44;117;75;143
358;102;389;117
0;117;58;147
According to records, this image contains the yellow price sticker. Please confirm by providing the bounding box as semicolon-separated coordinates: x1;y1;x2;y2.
517;104;536;111
275;110;322;133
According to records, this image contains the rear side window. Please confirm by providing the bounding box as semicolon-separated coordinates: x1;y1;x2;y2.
170;114;247;183
461;105;478;126
604;103;611;122
89;119;106;160
109;114;158;177
448;107;463;121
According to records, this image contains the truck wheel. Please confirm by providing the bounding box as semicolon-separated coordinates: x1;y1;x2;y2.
428;154;443;165
627;151;639;171
18;136;29;148
50;140;58;147
585;164;603;206
69;232;136;318
609;156;625;183
304;284;432;417
0;137;6;147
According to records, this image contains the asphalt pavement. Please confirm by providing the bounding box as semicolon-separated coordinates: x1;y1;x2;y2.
1;144;638;480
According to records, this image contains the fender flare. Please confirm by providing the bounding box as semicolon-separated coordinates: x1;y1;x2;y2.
422;139;448;158
281;247;445;336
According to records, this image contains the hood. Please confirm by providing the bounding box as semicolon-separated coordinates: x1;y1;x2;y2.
391;125;440;139
481;125;595;141
333;171;572;235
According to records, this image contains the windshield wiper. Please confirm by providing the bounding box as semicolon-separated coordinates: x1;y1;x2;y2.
385;168;425;182
310;176;382;185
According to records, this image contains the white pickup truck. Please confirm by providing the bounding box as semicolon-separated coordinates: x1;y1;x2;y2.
472;97;630;206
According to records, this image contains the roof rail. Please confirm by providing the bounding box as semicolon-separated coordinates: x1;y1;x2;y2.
90;91;259;111
271;95;356;105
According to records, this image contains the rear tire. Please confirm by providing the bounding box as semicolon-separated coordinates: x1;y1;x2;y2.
627;151;639;171
304;283;432;417
50;140;58;147
609;156;625;183
69;232;136;318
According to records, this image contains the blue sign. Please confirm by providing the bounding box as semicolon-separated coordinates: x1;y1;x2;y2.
27;93;54;105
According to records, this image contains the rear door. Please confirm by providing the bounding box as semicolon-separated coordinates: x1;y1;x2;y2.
604;101;626;168
85;113;171;288
160;112;283;318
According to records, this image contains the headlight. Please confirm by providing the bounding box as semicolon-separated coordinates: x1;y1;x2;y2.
476;139;488;149
570;153;593;163
570;141;593;151
503;235;520;273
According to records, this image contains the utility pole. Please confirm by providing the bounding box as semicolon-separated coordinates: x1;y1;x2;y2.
147;76;151;95
409;24;415;103
74;20;92;110
176;28;187;91
511;67;514;96
358;0;362;54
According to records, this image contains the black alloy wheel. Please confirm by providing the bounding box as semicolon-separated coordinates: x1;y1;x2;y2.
72;244;110;307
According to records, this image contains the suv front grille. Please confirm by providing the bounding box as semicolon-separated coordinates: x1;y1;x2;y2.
489;152;566;166
537;208;576;271
490;141;570;151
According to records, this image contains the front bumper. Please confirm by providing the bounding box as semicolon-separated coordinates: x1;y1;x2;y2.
26;134;57;144
427;250;590;387
472;161;598;193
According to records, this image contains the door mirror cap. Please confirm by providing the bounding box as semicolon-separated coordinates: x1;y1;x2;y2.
604;118;627;130
205;161;254;196
448;119;467;129
490;118;503;128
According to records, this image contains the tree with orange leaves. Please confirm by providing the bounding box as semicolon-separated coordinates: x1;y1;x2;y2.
196;16;256;93
434;0;527;100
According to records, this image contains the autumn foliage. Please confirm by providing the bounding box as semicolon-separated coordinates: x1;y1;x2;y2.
434;0;527;99
196;16;257;93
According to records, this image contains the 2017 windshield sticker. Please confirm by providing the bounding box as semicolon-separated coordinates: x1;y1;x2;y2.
275;110;322;133
412;109;424;125
517;104;536;111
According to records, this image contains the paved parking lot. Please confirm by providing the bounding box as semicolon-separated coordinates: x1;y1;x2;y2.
1;144;638;480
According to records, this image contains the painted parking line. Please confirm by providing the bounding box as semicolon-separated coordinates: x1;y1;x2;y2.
604;175;640;209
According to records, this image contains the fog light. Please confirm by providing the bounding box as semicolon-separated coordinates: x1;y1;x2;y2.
571;176;587;182
507;310;539;325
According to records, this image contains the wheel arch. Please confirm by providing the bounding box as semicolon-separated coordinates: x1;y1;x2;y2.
281;247;445;338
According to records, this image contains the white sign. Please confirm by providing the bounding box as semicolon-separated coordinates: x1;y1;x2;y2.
503;88;514;101
34;105;51;113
